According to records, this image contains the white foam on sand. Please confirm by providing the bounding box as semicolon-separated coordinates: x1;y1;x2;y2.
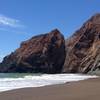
0;74;98;92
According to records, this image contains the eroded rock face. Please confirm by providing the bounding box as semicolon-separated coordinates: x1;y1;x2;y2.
0;29;66;73
63;13;100;74
0;14;100;74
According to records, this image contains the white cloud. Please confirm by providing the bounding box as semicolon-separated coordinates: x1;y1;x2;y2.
0;54;5;62
0;15;23;28
0;57;3;62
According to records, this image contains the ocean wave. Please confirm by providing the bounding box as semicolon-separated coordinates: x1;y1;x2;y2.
0;74;98;92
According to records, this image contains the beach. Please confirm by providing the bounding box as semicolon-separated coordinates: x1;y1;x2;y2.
0;78;100;100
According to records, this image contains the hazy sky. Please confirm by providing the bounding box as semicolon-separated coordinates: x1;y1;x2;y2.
0;0;100;60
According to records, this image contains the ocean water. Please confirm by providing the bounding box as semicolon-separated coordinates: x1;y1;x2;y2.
0;73;98;92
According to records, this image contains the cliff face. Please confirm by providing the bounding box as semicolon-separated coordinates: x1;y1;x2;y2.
63;14;100;74
0;29;66;73
0;14;100;74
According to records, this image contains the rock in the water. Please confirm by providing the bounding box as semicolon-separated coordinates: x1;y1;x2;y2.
0;29;66;73
63;13;100;74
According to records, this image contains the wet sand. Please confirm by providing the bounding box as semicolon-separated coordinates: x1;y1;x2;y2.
0;78;100;100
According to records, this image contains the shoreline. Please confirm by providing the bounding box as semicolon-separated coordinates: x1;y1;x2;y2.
0;77;100;100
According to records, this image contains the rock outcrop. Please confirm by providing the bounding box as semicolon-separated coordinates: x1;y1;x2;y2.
0;13;100;74
63;13;100;74
0;29;66;73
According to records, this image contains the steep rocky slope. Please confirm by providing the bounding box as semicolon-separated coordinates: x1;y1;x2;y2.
0;13;100;74
0;29;66;73
63;13;100;74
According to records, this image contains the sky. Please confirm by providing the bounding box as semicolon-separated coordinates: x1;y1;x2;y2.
0;0;100;60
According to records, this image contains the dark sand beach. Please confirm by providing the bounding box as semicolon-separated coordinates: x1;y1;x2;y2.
0;78;100;100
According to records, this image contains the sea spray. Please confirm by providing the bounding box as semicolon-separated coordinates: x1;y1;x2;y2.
0;73;98;92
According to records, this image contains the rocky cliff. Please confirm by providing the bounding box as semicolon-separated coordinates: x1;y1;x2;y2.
0;13;100;74
63;13;100;74
0;29;66;73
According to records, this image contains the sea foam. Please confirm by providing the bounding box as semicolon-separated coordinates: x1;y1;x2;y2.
0;74;98;92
